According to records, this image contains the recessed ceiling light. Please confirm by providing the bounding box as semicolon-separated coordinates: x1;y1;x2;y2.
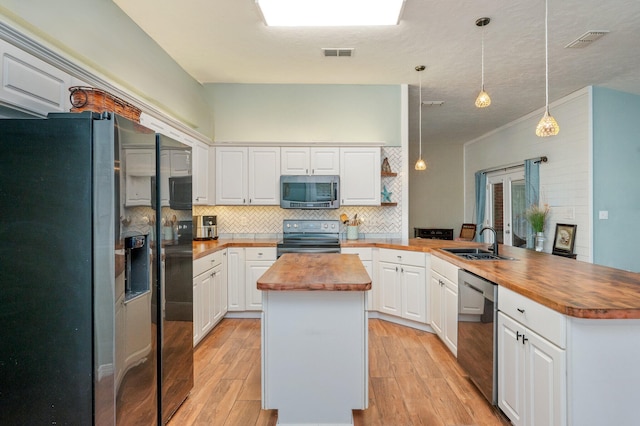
255;0;406;27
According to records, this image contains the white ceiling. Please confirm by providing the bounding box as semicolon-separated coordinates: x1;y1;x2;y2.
113;0;640;145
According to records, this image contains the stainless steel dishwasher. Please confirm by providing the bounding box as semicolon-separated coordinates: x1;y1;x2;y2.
457;269;498;405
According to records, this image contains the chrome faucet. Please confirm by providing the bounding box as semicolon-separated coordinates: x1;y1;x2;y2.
479;226;498;256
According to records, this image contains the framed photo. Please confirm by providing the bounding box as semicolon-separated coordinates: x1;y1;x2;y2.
552;223;577;255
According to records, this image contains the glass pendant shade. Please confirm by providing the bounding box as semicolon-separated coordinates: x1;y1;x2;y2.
475;88;491;108
415;158;427;170
535;109;560;137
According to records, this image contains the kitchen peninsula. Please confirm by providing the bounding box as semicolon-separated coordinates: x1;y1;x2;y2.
257;253;371;425
195;237;640;425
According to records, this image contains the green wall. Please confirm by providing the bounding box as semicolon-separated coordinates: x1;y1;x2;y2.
205;83;402;145
0;0;212;135
593;87;640;272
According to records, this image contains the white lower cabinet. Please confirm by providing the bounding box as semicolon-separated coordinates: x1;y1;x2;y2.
377;249;426;323
193;250;227;346
227;248;246;311
245;248;277;311
227;247;275;312
498;287;566;426
430;256;459;355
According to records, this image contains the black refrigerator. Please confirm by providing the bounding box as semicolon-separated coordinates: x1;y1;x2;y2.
0;112;193;425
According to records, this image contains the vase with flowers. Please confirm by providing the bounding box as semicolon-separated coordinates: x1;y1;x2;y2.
526;203;550;251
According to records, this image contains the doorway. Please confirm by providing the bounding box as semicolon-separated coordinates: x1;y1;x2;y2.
486;169;526;247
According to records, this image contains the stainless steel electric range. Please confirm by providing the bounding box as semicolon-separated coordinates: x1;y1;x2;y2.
276;219;341;258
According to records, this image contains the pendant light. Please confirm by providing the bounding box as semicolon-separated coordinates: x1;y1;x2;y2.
536;0;560;137
475;17;491;108
415;65;427;171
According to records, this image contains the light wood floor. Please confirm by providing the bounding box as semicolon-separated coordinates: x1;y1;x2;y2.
169;318;510;426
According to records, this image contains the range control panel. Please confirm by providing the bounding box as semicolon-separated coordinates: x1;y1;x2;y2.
283;219;340;234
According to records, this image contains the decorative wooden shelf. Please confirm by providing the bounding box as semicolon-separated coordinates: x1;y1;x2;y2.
381;172;397;177
381;202;398;206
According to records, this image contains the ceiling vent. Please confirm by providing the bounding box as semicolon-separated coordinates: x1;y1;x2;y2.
565;31;609;48
322;48;354;57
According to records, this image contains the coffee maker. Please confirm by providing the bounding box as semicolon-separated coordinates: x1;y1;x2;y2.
193;215;218;240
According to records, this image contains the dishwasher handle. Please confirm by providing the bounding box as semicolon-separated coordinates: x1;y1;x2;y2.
464;281;486;296
458;269;497;303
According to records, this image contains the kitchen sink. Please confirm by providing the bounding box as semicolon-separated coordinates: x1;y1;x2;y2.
441;247;517;261
441;248;492;255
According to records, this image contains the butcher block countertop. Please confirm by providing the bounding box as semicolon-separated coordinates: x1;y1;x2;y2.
257;253;372;291
193;237;640;319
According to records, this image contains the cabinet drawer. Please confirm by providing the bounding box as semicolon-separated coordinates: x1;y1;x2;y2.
431;255;459;283
341;247;372;261
379;249;425;267
499;286;566;348
193;250;224;277
245;247;277;261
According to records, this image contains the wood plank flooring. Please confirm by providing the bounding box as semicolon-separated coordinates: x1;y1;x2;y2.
169;318;510;426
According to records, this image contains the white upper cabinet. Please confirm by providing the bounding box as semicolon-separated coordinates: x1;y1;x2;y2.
216;147;247;205
249;147;281;205
0;39;72;116
191;138;211;205
340;147;381;206
216;147;280;205
281;147;339;175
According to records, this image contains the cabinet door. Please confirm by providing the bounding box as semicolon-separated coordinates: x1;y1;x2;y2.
310;147;340;175
430;273;444;336
401;265;426;323
248;147;280;205
193;141;210;205
227;248;245;311
340;147;381;206
0;40;71;115
498;312;526;426
378;262;401;316
281;147;310;175
211;263;224;325
443;278;458;356
216;147;247;205
245;260;273;311
525;329;566;426
192;279;200;346
198;271;214;338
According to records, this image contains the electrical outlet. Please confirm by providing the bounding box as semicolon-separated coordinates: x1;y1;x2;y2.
599;211;609;220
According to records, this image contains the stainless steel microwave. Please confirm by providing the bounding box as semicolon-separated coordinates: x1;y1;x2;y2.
280;175;340;209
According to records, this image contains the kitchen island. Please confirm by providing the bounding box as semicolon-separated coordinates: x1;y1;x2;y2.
257;253;371;426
